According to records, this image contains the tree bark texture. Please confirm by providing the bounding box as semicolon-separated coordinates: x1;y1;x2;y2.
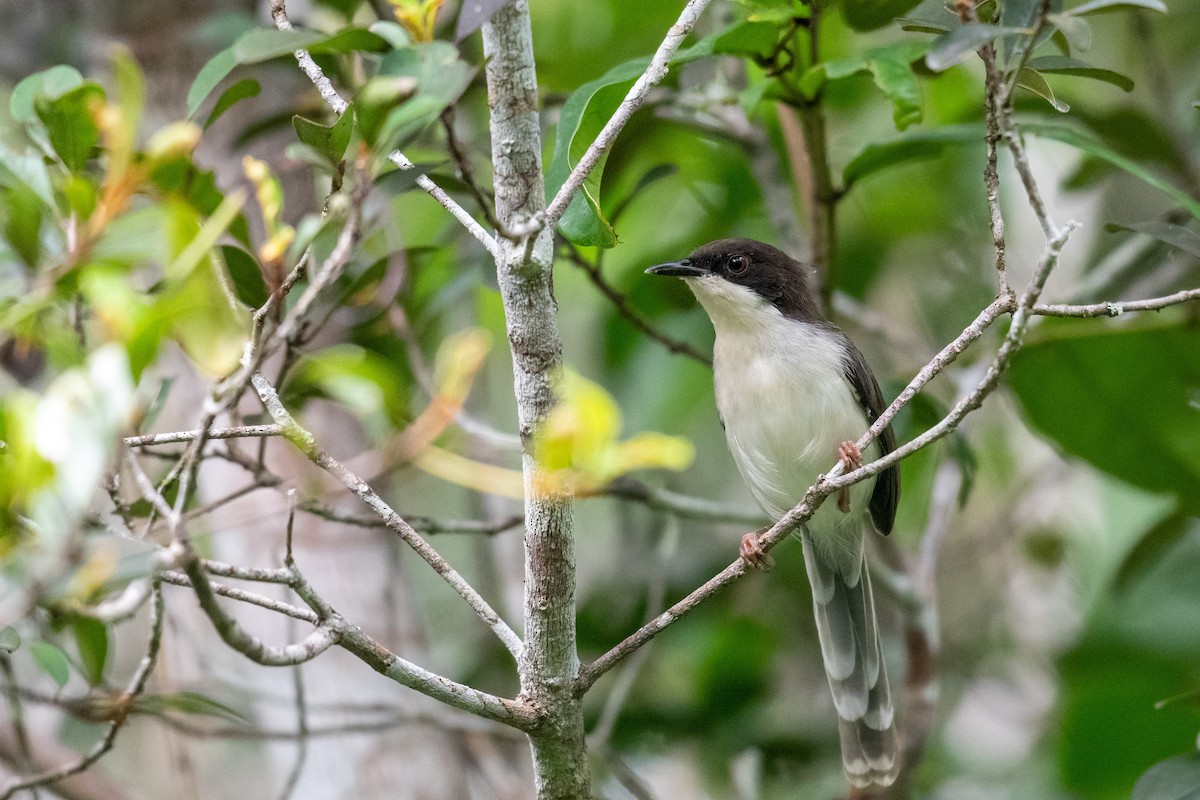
482;3;589;798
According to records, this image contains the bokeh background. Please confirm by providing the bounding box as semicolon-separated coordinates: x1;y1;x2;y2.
1;0;1199;798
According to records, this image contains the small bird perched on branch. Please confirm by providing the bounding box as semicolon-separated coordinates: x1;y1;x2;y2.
647;238;900;788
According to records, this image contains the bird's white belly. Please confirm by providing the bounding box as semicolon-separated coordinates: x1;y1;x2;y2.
713;322;878;534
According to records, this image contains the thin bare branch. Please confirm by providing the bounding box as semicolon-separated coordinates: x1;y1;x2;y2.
535;0;715;235
250;372;524;658
267;0;499;256
603;478;765;526
158;572;319;625
124;425;282;448
1033;288;1200;317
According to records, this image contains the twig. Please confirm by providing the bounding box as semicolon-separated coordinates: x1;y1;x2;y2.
158;573;319;625
250;372;524;658
560;244;712;366
179;552;341;666
1033;288;1200;317
603;478;765;526
535;0;716;236
962;0;1010;298
0;584;166;800
266;0;499;257
124;425;282;448
440;108;504;232
299;502;525;536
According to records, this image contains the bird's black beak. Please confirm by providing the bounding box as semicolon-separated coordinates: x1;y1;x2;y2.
645;258;706;278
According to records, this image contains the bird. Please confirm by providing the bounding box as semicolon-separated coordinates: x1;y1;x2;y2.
646;238;900;788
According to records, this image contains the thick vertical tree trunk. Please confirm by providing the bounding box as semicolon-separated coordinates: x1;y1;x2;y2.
481;3;590;798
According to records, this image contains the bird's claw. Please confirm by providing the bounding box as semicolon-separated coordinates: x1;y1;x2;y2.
836;440;863;471
835;441;862;514
740;532;774;570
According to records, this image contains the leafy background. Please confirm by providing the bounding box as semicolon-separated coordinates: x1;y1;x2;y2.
0;0;1198;798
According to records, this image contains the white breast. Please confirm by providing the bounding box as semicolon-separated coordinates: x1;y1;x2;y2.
687;276;878;538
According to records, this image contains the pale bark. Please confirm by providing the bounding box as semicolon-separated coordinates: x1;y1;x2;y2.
481;2;589;797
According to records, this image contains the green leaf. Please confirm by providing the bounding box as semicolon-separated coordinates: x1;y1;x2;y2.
292;108;353;164
136;691;250;724
1026;55;1134;91
1009;325;1200;512
1046;12;1093;50
998;0;1057;67
1105;221;1200;260
812;42;928;130
72;617;108;687
353;77;418;147
546;36;718;248
373;43;474;150
204;78;261;130
112;48;146;143
0;626;20;653
369;20;413;48
34;83;106;172
843;124;984;187
188;46;238;118
231;28;328;62
712;20;780;59
1016;67;1070;112
1068;0;1166;14
307;27;389;54
220;245;269;308
1113;512;1192;594
1132;753;1200;800
843;0;925;31
3;183;45;267
1024;124;1200;223
925;23;1026;72
190;28;388;119
9;65;83;123
30;641;71;688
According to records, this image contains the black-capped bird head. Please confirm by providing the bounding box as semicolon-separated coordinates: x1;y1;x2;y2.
645;237;825;325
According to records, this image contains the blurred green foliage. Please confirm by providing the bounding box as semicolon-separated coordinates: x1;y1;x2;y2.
0;0;1198;796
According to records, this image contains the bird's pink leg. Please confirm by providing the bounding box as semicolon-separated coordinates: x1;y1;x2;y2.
740;529;774;570
836;440;862;513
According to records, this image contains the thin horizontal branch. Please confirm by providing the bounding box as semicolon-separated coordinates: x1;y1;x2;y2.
251;372;524;658
603;478;766;526
1033;287;1200;317
299;502;525;536
158;572;319;624
201;560;295;585
124;425;282;448
157;707;523;741
536;0;715;235
267;0;498;257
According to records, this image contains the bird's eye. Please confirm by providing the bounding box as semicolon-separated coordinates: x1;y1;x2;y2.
728;254;749;275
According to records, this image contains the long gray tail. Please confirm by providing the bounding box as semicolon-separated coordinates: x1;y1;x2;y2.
800;529;898;788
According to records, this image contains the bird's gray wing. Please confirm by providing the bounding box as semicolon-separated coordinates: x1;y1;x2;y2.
839;337;900;535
